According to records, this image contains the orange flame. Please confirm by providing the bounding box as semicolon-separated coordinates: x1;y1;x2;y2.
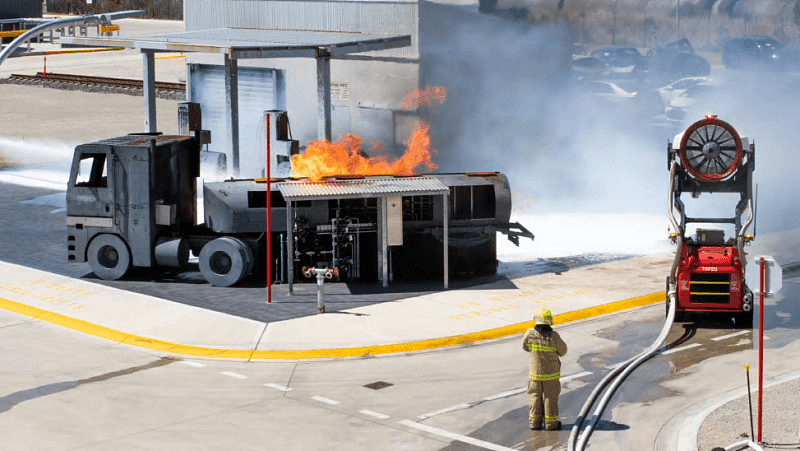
401;86;447;108
291;122;437;182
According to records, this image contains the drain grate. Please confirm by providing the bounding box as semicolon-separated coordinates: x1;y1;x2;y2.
364;381;393;390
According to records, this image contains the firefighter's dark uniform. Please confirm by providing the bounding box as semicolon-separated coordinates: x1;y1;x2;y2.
522;322;568;430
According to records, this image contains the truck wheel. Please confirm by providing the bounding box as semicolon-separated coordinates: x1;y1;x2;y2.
199;237;253;287
87;234;131;280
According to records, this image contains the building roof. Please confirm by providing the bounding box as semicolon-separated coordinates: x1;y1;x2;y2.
61;27;411;58
276;177;449;200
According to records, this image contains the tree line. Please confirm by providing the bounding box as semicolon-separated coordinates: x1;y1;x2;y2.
46;0;183;20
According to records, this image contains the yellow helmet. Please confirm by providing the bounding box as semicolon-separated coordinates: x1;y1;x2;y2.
534;307;553;325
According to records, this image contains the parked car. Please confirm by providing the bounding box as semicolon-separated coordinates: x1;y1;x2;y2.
663;81;718;120
590;45;647;69
572;56;610;79
645;38;711;80
723;36;800;71
577;80;638;109
656;76;713;107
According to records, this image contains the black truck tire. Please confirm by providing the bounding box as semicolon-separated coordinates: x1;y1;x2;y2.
87;234;131;280
199;237;254;287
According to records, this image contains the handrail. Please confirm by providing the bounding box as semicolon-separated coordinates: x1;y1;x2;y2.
0;10;144;67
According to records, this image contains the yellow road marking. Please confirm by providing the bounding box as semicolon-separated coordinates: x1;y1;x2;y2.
0;291;665;360
155;54;185;60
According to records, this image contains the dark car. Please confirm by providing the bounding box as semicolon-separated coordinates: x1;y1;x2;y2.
572;56;609;79
646;38;711;80
589;45;647;68
723;36;800;71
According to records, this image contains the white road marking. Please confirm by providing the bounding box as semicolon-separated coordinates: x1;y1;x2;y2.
178;360;205;368
359;409;390;419
605;361;626;370
561;371;593;382
712;330;750;341
264;383;292;392
418;403;472;420
483;389;526;401
311;396;340;405
221;371;247;379
662;343;701;355
399;420;516;451
419;371;594;421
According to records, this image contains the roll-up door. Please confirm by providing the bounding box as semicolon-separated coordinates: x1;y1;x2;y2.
189;64;286;178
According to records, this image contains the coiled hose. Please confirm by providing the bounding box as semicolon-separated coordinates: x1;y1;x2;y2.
567;291;677;451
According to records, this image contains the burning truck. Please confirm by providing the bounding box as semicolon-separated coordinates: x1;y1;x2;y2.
65;106;533;287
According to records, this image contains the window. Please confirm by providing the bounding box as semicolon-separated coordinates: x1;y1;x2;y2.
472;185;496;219
451;186;471;220
403;195;433;221
247;190;287;208
75;153;107;187
450;185;496;220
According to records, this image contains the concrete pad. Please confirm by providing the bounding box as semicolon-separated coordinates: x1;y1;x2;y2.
0;261;266;353
255;254;672;352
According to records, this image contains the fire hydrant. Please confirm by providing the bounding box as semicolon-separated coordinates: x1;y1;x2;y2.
303;266;339;313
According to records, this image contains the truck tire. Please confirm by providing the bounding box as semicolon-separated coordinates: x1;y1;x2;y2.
87;234;131;280
199;237;254;287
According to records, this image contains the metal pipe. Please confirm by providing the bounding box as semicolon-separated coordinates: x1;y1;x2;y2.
223;54;240;177
143;51;156;132
280;233;285;283
287;201;293;295
668;161;683;284
0;11;144;67
443;192;449;289
266;112;272;304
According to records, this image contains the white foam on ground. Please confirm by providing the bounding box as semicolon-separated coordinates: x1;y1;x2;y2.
499;212;674;261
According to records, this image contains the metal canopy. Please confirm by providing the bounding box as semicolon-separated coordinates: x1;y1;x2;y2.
61;28;412;58
276;177;449;201
61;28;412;176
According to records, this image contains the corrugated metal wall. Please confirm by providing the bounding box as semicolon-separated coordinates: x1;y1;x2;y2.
185;0;418;57
0;0;42;19
189;64;286;179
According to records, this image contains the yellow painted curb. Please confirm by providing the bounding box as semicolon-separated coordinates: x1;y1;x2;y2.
0;291;665;360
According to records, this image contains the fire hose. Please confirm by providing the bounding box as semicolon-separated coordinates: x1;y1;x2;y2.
567;291;677;451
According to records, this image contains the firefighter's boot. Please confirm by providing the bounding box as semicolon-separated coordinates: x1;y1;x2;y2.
545;420;562;431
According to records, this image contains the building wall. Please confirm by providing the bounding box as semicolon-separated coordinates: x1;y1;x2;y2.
184;0;418;58
185;53;420;156
184;0;421;163
0;0;42;19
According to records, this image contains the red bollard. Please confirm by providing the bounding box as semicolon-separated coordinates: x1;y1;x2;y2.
43;56;46;77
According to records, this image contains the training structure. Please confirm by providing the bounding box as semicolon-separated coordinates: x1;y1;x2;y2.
666;115;756;325
65;106;533;288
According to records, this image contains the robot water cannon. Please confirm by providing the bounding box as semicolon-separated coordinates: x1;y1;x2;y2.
666;115;756;324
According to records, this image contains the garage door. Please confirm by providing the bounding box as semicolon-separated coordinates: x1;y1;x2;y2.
188;64;286;178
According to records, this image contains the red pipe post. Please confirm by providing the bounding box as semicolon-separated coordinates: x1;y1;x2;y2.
266;113;272;304
758;256;765;442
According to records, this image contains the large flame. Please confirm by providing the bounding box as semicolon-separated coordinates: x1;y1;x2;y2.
291;122;437;182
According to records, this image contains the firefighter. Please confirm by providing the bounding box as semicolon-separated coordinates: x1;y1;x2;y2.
522;307;568;431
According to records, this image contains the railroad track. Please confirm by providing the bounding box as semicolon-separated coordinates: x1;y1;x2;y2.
3;72;186;99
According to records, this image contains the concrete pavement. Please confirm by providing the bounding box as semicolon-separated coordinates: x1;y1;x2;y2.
0;254;669;360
